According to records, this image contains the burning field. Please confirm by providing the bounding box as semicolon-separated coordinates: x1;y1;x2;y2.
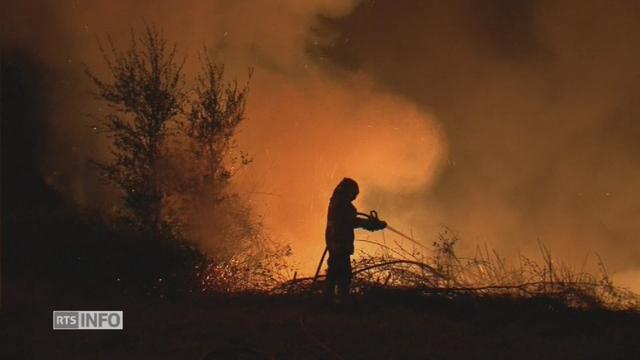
2;0;640;359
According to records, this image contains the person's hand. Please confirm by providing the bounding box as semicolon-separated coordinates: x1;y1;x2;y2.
364;217;387;231
370;219;387;231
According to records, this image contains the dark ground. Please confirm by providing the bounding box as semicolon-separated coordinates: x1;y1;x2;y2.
1;283;639;360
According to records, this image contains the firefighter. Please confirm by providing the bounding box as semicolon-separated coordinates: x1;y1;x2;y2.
324;178;386;302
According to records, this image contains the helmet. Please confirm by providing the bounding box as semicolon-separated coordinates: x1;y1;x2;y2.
332;177;359;201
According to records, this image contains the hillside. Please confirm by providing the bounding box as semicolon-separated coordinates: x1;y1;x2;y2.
2;288;639;359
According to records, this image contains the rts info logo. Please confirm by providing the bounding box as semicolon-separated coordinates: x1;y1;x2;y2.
53;311;123;330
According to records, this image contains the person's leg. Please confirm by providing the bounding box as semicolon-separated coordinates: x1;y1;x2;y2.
325;253;337;299
336;254;352;301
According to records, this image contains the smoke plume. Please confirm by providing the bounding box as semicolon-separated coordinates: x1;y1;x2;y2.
317;0;640;289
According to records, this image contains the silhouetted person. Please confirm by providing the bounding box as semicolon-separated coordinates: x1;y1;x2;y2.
325;178;386;302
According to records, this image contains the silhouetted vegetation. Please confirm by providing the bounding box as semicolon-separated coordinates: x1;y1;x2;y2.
87;25;186;235
170;53;254;260
276;228;640;311
81;24;290;296
2;26;284;306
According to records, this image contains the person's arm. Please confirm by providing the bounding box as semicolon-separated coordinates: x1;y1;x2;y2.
353;215;370;229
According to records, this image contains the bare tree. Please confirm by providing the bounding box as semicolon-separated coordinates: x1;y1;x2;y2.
87;25;185;235
171;54;254;258
184;55;251;200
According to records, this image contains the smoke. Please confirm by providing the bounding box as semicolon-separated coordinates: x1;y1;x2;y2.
1;1;445;270
235;71;444;268
317;0;640;288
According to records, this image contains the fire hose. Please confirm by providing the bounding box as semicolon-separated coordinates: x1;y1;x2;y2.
312;211;425;285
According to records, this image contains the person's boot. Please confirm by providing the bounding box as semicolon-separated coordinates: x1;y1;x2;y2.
324;281;336;303
336;283;350;305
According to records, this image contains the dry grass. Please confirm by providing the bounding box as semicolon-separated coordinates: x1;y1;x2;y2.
273;227;640;311
198;237;293;293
